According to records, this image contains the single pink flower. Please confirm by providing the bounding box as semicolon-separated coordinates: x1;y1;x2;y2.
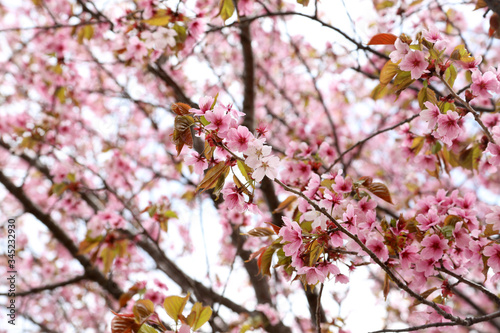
389;38;410;63
416;208;440;231
436;111;461;144
484;244;500;273
221;183;245;211
333;174;352;194
415;258;436;277
420;101;440;130
399;245;419;270
486;143;500;166
185;152;208;174
204;106;231;133
486;207;500;231
297;265;326;285
471;70;499;98
399;50;428;79
421;234;449;261
226;125;253;152
278;217;303;257
252;155;279;182
366;238;389;262
190;96;214;115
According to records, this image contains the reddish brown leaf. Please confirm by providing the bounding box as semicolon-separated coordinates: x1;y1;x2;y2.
367;182;393;204
133;299;155;324
245;227;276;237
273;195;297;214
196;161;229;194
265;222;282;235
172;115;194;155
358;176;373;187
489;13;500;38
367;33;398;45
383;273;390;300
258;244;279;276
111;315;139;333
247;246;266;262
171;102;192;116
474;0;487;10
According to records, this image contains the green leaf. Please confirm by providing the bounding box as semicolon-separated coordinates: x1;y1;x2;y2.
193;305;212;330
196;161;230;194
444;64;457;88
163;293;190;323
101;247;116;274
417;87;438;109
370;83;389;100
379;60;399;86
218;0;235;22
431;141;442;154
258;244;280;276
55;86;66;104
210;92;219;110
137;324;159;333
186;302;213;331
143;15;170;26
237;159;254;187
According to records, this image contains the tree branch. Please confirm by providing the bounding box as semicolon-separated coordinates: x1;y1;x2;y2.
0;171;123;301
0;275;86;297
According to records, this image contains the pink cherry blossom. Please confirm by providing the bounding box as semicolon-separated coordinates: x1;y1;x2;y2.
399;245;419;270
436;111;461;144
486;142;500;166
190;96;214;115
484;244;500;273
245;140;271;168
416;208;440;231
279;217;303;257
185;152;208;174
399;50;428;80
204;106;231;133
389;38;410;63
333;174;352;194
221;183;245;211
366;238;389;262
471;70;499;98
252;155;279;182
226;125;253;152
486;207;500;231
420;101;440;130
420;234;449;261
297;265;326;285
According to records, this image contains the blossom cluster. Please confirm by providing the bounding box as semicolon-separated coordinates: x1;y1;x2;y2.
182;96;281;211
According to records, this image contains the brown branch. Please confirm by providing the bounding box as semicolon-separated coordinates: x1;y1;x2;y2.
369;308;500;333
0;275;86;297
484;0;500;17
0;20;108;33
208;11;389;60
0;170;123;301
439;75;496;144
240;22;256;132
438;267;500;306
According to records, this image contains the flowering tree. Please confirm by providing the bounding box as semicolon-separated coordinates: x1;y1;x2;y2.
2;0;500;332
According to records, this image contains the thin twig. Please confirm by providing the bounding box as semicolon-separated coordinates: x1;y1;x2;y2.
439;75;496;144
